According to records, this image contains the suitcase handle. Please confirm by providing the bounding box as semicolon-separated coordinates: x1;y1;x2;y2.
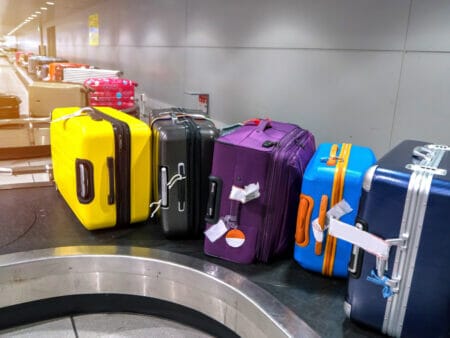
107;157;115;205
205;176;223;224
295;194;314;247
315;195;329;256
347;218;368;279
255;119;272;132
76;159;94;204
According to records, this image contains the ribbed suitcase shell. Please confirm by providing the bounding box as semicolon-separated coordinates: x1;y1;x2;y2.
345;140;450;337
293;143;376;277
63;68;122;84
49;63;89;81
150;109;219;237
85;78;137;110
51;106;151;230
204;120;315;263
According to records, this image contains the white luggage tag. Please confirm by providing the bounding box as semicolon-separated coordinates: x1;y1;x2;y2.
204;219;229;243
312;199;353;243
229;182;260;204
205;183;260;243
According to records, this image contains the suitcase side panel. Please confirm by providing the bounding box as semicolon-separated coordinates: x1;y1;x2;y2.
95;107;151;223
192;119;219;235
204;141;270;263
153;121;190;236
294;143;376;277
401;166;450;337
51;108;117;229
346;168;409;331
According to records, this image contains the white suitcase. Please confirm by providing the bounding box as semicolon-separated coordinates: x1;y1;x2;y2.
63;68;123;84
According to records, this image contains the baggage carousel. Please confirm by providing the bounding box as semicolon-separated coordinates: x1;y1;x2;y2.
0;184;384;337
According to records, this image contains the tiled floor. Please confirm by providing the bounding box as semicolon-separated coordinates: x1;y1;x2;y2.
0;314;212;338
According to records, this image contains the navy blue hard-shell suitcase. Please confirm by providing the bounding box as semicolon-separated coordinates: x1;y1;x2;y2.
328;140;450;337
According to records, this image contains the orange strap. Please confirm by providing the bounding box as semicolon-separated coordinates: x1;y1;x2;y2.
295;194;314;247
315;195;329;255
322;143;352;276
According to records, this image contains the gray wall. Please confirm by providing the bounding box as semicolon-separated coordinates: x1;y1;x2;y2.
17;0;450;157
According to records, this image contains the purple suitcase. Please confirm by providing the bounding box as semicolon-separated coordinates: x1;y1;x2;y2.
204;119;315;263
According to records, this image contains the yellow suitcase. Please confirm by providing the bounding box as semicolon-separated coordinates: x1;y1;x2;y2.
50;106;151;230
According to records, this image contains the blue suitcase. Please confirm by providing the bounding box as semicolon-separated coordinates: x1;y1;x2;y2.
329;140;450;337
293;143;376;277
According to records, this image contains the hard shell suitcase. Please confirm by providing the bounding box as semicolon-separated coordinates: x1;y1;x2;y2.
150;108;219;237
293;143;376;277
84;78;137;110
28;82;89;117
63;68;122;84
328;140;450;337
0;94;21;119
27;56;68;75
51;106;151;230
204;119;315;263
49;63;89;81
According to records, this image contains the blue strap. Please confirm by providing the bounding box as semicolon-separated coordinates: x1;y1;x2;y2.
366;269;394;299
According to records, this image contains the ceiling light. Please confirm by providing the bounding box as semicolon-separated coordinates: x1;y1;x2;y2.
41;7;48;10
46;1;55;5
31;14;37;17
35;11;42;14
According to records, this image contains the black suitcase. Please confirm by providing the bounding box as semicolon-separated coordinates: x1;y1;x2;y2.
150;108;219;237
0;94;21;119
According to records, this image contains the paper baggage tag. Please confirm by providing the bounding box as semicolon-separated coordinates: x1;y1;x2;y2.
229;183;260;204
204;219;228;243
312;199;353;243
225;229;246;248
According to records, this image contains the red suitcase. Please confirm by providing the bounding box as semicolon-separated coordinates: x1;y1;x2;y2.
84;78;137;110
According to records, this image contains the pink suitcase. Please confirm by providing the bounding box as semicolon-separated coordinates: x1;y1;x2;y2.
84;78;137;110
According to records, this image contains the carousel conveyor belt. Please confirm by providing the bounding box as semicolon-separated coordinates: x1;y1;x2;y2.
0;246;317;338
0;185;384;338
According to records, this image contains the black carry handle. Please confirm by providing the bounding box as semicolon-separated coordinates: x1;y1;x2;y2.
76;159;95;204
107;157;115;205
160;167;169;208
205;176;222;224
347;217;368;279
177;163;186;212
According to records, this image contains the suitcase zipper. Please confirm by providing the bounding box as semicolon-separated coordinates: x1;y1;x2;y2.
90;108;131;226
258;128;309;261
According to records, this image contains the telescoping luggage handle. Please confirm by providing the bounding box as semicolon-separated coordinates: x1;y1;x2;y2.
150;108;213;127
328;143;449;298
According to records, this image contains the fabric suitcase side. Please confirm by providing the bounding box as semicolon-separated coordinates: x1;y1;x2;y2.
204;119;315;263
293;143;376;277
0;94;21;119
51;106;151;230
150;109;219;237
334;140;450;337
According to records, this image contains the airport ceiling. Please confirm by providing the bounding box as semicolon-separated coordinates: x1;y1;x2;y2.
0;0;97;36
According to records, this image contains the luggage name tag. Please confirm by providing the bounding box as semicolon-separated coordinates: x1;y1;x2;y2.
229;182;260;204
205;183;260;244
312;199;352;244
204;219;229;243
